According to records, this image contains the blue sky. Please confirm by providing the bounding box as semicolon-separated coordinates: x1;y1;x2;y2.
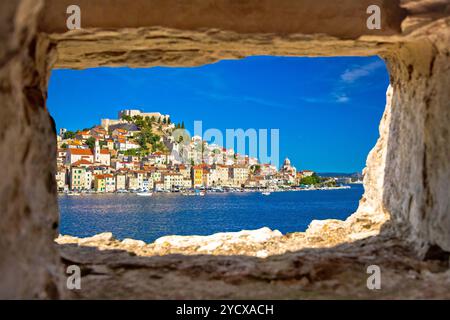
47;56;389;173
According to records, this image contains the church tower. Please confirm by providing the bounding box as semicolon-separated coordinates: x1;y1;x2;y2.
94;139;100;163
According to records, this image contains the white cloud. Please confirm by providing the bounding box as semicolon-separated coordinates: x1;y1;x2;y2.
340;60;384;83
335;94;349;103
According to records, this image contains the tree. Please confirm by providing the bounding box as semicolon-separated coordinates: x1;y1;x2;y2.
63;131;76;139
121;115;132;122
145;117;153;128
61;143;68;149
85;137;96;150
300;173;321;185
250;164;261;174
181;121;185;129
124;148;141;156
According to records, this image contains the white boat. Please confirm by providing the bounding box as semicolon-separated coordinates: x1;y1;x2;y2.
136;192;153;197
261;191;271;196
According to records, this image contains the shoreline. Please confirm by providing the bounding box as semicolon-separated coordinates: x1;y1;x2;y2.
58;185;353;196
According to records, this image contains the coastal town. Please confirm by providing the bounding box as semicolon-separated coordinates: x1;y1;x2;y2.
56;109;339;195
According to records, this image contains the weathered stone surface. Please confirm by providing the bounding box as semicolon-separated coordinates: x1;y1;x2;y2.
57;233;450;299
39;0;407;37
56;221;390;259
0;0;61;299
382;35;450;257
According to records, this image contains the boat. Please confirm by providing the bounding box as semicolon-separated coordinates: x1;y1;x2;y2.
194;190;206;196
261;191;271;196
67;192;81;196
136;192;153;197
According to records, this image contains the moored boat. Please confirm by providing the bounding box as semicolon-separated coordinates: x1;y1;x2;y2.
67;191;81;196
136;192;153;197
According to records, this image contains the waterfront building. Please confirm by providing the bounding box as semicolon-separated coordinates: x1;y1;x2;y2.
142;178;154;191
127;175;139;191
150;170;162;183
214;164;230;186
181;179;192;189
94;174;115;192
84;170;93;190
163;172;184;190
70;167;87;191
56;167;67;191
94;174;106;192
191;165;204;188
175;164;190;180
230;165;249;187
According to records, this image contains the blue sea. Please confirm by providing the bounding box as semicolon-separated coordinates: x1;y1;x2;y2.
58;184;364;243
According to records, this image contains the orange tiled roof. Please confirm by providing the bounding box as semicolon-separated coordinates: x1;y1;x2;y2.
95;174;113;179
72;159;93;166
69;148;93;156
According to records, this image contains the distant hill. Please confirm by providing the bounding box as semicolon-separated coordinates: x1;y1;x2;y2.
318;172;362;178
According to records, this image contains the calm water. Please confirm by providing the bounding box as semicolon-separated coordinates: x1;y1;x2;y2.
59;184;364;243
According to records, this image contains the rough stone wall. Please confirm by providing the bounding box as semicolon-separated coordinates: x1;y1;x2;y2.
381;31;450;257
0;0;61;298
347;85;393;236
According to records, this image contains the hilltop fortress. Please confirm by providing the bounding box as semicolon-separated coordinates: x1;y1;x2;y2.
102;109;170;130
